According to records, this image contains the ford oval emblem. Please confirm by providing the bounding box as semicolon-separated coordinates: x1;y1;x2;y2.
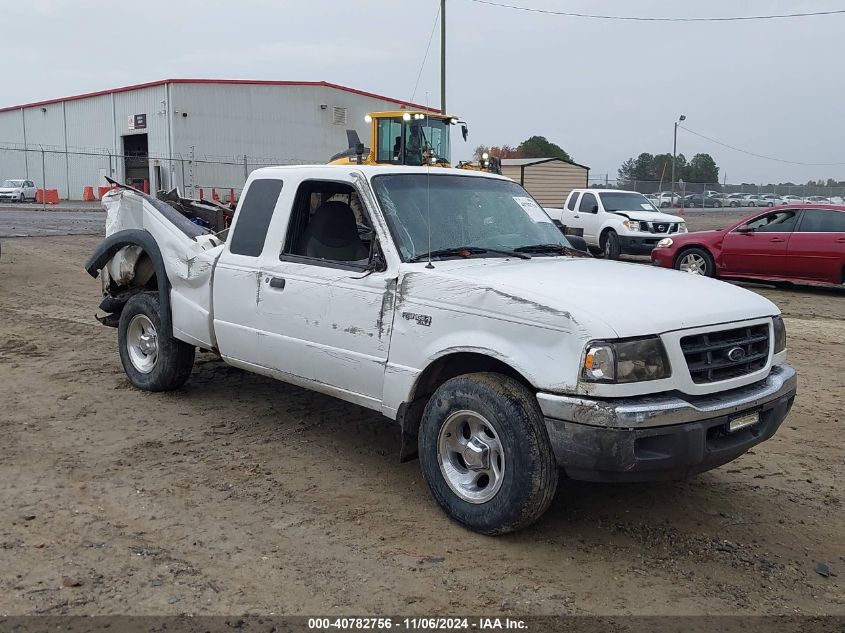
726;346;746;362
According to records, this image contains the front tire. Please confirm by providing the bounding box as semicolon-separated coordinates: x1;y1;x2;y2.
601;229;621;260
675;247;715;277
418;373;558;535
118;293;195;391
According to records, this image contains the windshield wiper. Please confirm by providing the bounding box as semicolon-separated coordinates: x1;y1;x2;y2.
513;243;588;257
409;246;530;262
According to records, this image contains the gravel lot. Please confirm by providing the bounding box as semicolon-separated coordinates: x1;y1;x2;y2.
0;209;843;617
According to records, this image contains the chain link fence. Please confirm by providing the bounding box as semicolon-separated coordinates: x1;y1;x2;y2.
587;176;845;209
0;144;313;203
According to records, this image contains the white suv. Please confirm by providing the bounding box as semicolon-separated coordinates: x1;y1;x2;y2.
545;189;687;259
0;179;37;202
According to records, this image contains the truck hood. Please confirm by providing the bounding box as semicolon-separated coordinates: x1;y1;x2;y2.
399;257;777;338
608;210;684;223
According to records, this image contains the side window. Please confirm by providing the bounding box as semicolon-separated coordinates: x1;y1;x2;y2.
228;179;283;256
566;192;579;211
376;118;403;163
746;210;797;233
282;180;373;267
26;180;34;187
797;209;845;233
579;192;598;214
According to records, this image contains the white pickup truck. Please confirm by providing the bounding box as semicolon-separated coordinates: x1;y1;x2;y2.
85;166;796;534
545;188;687;259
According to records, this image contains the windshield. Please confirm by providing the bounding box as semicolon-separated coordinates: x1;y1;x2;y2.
599;191;656;212
372;174;573;261
3;180;23;187
376;116;451;166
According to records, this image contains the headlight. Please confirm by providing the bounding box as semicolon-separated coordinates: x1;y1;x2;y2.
622;219;639;232
678;223;688;233
656;238;673;248
582;337;671;383
772;316;786;353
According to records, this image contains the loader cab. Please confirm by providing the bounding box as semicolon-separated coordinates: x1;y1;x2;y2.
372;112;454;166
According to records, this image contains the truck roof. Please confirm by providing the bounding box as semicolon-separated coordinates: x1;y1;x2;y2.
250;164;511;180
568;188;643;195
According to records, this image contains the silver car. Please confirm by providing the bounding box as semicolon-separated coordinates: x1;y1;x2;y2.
0;179;37;202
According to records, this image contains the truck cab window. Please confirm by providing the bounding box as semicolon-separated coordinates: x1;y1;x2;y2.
579;192;598;214
228;179;284;256
566;193;579;211
282;181;372;266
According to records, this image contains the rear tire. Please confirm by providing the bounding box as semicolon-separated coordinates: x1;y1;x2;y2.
118;293;195;391
418;373;558;535
674;247;715;277
601;229;621;260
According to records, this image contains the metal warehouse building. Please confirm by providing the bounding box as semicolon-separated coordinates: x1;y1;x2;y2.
0;79;429;201
500;157;590;207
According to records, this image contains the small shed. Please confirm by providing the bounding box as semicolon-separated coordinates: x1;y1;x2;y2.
500;157;590;207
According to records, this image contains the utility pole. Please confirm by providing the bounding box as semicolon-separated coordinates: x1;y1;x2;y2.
671;114;686;204
440;0;446;114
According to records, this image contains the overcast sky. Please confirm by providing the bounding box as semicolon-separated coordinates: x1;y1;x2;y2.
3;0;844;184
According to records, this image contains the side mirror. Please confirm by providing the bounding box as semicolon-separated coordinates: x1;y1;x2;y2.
566;235;590;253
736;226;754;234
590;204;599;214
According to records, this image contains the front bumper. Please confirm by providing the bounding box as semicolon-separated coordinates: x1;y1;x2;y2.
618;234;670;255
537;364;797;482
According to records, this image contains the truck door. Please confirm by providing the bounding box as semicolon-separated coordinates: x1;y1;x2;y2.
576;191;602;245
252;177;395;407
213;178;285;363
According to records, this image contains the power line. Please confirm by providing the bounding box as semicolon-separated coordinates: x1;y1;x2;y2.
678;126;845;166
468;0;845;22
411;4;441;103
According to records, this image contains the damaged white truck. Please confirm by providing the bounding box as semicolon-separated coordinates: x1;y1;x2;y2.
85;166;797;534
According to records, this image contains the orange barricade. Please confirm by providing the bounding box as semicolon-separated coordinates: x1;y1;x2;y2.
36;189;59;204
82;186;95;201
212;188;220;202
198;188;204;200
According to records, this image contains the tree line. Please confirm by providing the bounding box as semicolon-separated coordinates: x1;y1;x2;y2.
617;152;720;185
473;136;572;162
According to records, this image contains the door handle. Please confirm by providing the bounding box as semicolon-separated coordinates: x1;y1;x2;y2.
268;277;286;289
836;237;845;243
769;237;785;243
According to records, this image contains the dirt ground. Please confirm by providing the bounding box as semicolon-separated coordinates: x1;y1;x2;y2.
0;225;843;617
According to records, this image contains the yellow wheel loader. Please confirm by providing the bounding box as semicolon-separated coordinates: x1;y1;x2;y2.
329;111;501;174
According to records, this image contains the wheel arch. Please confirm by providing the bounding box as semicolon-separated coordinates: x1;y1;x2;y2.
395;351;536;462
673;243;717;270
84;229;172;336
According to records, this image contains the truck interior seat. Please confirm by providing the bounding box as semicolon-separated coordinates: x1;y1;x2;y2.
299;201;369;262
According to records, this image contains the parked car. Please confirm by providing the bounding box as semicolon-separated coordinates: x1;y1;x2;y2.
645;193;661;207
806;195;832;204
544;189;686;259
780;195;804;205
724;193;750;207
655;191;683;208
0;179;37;202
758;194;783;207
84;166;796;535
682;194;723;208
651;205;845;286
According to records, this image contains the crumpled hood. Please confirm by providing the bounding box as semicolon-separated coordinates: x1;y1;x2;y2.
400;257;778;338
608;209;684;223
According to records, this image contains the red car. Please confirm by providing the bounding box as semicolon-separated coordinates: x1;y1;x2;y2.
651;205;845;286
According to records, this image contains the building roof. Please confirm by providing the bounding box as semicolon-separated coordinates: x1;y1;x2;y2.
501;156;591;170
0;79;436;114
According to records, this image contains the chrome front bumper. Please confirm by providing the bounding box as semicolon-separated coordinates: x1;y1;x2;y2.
537;364;796;429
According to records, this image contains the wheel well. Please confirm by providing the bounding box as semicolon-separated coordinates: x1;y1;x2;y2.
599;226;615;244
396;352;535;455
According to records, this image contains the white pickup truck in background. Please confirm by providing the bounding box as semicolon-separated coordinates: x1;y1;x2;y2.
85;166;796;534
545;188;687;259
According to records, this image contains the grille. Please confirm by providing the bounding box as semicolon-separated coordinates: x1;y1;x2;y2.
681;324;769;384
639;221;679;234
